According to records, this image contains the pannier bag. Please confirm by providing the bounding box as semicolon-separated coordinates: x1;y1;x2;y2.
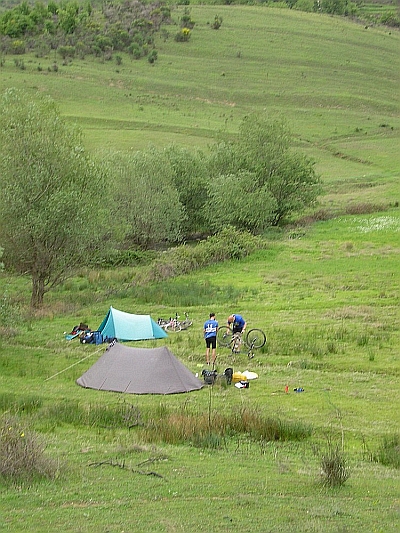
224;367;233;385
202;369;218;385
93;331;103;345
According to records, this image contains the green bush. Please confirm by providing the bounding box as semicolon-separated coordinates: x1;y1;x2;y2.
174;28;191;42
141;226;267;283
148;49;158;64
0;293;22;329
87;248;156;268
211;15;223;30
11;40;25;54
58;45;75;59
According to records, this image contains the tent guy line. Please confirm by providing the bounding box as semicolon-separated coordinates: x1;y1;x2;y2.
44;346;104;381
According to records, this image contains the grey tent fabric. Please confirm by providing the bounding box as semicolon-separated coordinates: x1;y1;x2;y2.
76;342;203;395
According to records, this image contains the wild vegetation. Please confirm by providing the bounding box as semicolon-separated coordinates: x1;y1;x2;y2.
0;89;320;307
0;3;399;532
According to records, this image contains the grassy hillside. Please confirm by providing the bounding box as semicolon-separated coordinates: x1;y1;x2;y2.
0;6;399;532
0;6;399;190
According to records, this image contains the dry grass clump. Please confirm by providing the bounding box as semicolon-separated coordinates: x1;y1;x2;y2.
0;416;59;484
344;202;389;215
319;441;350;487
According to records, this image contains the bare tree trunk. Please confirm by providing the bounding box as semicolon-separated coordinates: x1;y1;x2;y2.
31;275;45;308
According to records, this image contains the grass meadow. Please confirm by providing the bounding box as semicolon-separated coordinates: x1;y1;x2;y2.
0;5;399;533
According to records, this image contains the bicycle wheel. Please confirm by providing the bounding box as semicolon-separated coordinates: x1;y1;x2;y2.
180;320;193;330
245;328;266;349
217;326;233;347
165;322;182;333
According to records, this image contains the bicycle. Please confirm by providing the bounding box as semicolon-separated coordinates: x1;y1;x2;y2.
157;312;193;333
179;312;193;330
216;325;266;359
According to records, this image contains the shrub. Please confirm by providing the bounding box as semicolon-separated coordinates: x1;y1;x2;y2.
0;416;59;484
0;292;22;329
174;28;191;42
319;440;350;487
211;15;223;29
129;42;142;59
11;40;25;54
140;226;267;284
87;248;156;268
147;49;157;64
180;8;195;29
58;45;75;59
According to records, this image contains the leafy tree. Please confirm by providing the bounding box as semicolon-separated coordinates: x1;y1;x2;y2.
0;88;108;308
208;114;321;228
107;149;185;249
163;146;209;236
205;171;276;233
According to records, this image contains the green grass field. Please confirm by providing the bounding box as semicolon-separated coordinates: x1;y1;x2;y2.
0;6;399;532
1;6;399;183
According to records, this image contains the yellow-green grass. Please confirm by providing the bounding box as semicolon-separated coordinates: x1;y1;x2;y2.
1;6;398;180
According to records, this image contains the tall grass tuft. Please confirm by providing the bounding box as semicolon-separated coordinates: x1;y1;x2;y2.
131;279;244;306
141;406;312;447
40;400;143;429
374;434;400;469
0;415;59;484
0;393;42;414
319;439;350;487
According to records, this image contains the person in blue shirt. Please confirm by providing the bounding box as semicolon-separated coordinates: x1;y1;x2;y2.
227;314;247;334
227;314;247;353
204;312;218;366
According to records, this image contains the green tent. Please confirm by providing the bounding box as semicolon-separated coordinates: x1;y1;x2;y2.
98;306;167;342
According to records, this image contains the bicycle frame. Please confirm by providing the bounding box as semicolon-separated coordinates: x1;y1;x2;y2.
217;326;266;359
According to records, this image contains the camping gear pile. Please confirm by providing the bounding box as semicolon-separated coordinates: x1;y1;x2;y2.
201;367;258;388
65;323;90;341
